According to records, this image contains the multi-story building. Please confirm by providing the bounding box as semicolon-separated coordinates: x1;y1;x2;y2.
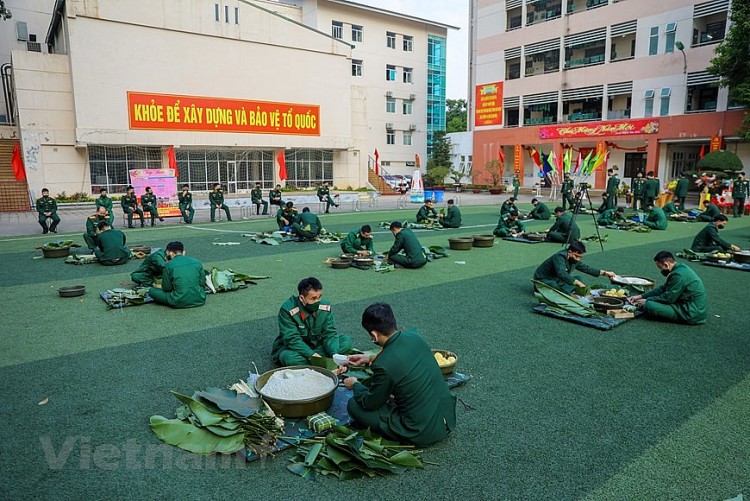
3;0;453;204
469;0;747;192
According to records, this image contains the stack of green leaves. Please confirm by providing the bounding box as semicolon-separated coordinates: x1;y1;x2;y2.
287;426;427;480
533;280;600;318
204;267;270;293
40;240;80;250
627;226;652;233
150;387;283;456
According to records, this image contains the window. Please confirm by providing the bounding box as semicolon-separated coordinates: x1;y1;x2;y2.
659;87;671;116
402;100;413;115
386;65;396;81
332;21;343;39
403;35;413;51
386;131;395;145
15;21;28;41
386;97;396;113
352;25;363;43
403;67;413;84
352;59;363;77
88;145;164;194
623;152;647;178
224;5;229;23
403;131;412;146
387;31;396;48
645;97;654;117
214;3;219;22
665;22;676;53
282;149;334;188
649;26;658;55
234;7;239;24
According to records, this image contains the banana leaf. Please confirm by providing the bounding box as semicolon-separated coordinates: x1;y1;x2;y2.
193;387;262;417
170;391;226;427
149;415;245;454
428;245;450;257
627;226;652;233
309;356;339;371
533;280;600;318
42;240;79;250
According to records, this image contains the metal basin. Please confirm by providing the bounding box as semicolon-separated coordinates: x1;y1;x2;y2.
472;235;495;247
58;285;86;297
255;365;338;418
591;297;624;312
42;247;71;258
448;237;473;250
331;259;352;269
733;251;750;264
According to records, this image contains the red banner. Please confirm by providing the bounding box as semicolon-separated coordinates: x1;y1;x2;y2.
474;82;503;127
710;135;723;151
127;92;320;136
539;118;659;139
513;144;522;174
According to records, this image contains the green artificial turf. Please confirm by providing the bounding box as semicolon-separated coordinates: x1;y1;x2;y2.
1;205;749;499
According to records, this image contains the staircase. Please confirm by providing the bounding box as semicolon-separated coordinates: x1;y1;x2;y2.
366;157;400;195
0;139;31;212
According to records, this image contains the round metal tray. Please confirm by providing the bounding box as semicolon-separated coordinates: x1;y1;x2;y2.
58;285;86;297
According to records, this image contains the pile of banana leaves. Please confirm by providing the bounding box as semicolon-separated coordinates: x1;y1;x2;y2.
316;229;343;244
150;387;283;456
104;287;150;309
677;248;705;261
627;225;652;233
287;426;427;481
533;280;600;318
581;234;609;243
40;240;80;250
378;220;443;230
243;231;294;246
204;267;270;293
423;246;449;261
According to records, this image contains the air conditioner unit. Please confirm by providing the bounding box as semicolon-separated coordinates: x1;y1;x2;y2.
386;91;393;97
409;124;417;130
644;89;655;99
409;93;416;100
660;87;671;98
385;123;394;129
665;22;677;33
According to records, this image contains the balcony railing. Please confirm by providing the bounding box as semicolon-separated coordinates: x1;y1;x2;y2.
524;116;556;126
607;109;631;119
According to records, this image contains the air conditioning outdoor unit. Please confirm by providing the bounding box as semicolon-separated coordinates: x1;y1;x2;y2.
386;91;393;97
385;123;394;129
409;124;417;130
409;94;416;100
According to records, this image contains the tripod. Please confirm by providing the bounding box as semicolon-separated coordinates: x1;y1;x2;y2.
566;183;604;251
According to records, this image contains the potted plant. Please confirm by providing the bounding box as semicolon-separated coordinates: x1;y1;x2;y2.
485;160;505;194
618;181;632;205
449;164;472;192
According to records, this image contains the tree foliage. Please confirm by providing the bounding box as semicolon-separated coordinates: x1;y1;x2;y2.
707;0;750;139
0;1;12;20
484;159;504;187
696;150;744;173
426;130;452;186
446;99;467;133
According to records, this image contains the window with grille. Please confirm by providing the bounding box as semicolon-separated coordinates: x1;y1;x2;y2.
88;145;163;194
282;149;334;188
332;21;343;39
171;149;276;192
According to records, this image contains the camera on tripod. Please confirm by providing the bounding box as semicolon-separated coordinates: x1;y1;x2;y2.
578;183;591;189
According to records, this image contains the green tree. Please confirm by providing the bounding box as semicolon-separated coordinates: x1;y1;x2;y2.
425;130;452;186
0;1;12;20
707;0;750;139
446;99;467;133
695;150;744;179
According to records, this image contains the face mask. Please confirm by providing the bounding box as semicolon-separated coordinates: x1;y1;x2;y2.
660;269;670;277
302;301;319;313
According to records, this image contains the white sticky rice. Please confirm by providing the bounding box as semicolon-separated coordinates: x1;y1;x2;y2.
613;276;652;285
260;368;335;400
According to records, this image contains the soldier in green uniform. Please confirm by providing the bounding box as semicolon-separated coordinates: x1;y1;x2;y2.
533;241;615;293
493;210;526;237
528;198;551;220
36;188;60;234
121;185;144;228
272;277;353;366
316;182;339;213
385;221;427;269
340;225;374;255
178;185;194;224
440;199;462;228
292;207;322;240
561;173;575;211
605;168;619;209
93;222;130;266
131;248;167;286
643;202;668;230
500;197;517;216
251;182;268;215
731;172;748;218
512;172;521;199
148;241;206;309
344;303;456;446
269;184;284;210
209;183;232;222
140;186;164;226
597;207;625;226
691;215;740;252
642;171;659;208
631;171;646;210
697;201;721;221
629;251;707;325
95;188;114;225
416;200;438;222
661;200;684;216
674;173;690;207
546;206;580;243
277;201;298;231
83;207;110;250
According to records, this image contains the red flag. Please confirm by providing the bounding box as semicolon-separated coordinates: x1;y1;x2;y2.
166;146;178;178
498;148;505;164
12;142;26;181
374;148;380;175
529;147;542;167
699;144;705;159
277;150;287;181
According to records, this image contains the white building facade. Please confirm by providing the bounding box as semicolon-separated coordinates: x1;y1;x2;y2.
8;0;453;199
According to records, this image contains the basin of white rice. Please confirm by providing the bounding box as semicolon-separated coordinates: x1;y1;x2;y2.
259;368;335;401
